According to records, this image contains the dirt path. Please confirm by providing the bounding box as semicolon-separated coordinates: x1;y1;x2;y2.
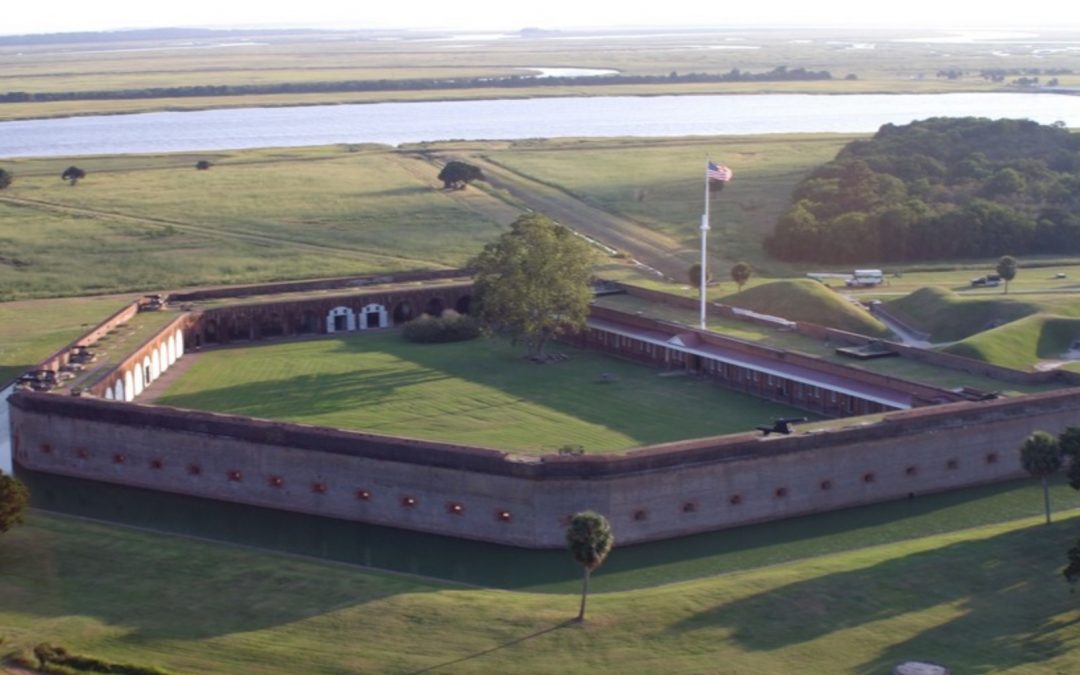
453;155;693;280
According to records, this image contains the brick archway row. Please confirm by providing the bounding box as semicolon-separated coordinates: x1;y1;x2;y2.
186;284;473;347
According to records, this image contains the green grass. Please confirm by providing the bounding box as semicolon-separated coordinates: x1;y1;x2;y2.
4;489;1080;673
943;314;1080;371
472;134;857;274
0;295;131;385
0;145;517;299
156;332;814;453
883;286;1080;343
720;279;890;336
885;286;1045;342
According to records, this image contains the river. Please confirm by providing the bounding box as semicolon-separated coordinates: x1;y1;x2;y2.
3;92;1080;158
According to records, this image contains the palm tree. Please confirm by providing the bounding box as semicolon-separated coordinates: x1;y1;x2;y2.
1020;431;1063;524
566;511;614;622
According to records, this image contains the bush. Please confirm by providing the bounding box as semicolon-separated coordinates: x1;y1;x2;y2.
402;310;479;343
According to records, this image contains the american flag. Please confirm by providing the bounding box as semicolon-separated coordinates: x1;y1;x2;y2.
707;161;733;182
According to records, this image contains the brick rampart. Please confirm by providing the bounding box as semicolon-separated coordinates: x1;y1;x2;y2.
12;389;1080;548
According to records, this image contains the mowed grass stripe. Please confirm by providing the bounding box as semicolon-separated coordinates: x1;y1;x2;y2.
157;332;813;453
3;509;1079;674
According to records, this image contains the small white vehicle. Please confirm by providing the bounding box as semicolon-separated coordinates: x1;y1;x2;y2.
845;269;885;287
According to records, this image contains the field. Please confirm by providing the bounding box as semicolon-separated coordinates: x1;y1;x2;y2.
155;332;814;453
0;145;519;300
1;26;1067;121
3;475;1080;673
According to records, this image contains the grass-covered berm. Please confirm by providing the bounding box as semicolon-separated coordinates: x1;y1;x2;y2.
3;475;1080;674
155;332;815;453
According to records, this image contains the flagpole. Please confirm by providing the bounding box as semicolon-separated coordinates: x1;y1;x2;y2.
700;161;710;329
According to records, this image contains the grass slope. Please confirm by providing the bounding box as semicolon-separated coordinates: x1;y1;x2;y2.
156;333;813;453
722;279;890;336
943;314;1080;371
884;286;1043;342
4;502;1080;674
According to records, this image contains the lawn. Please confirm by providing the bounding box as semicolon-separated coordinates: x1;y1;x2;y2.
3;491;1080;673
0;145;517;299
0;295;132;385
155;332;815;453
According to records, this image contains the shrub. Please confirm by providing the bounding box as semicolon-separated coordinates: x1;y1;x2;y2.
402;310;479;343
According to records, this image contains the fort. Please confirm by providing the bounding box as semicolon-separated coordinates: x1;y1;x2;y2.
8;271;1080;548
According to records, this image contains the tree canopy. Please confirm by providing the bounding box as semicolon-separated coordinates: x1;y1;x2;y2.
0;168;11;190
0;471;29;535
731;262;753;291
766;118;1080;263
438;161;484;190
1020;430;1063;524
996;255;1018;294
566;510;614;621
61;166;86;185
470;213;594;358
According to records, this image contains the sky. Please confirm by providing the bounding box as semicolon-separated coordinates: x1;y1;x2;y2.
8;1;1080;36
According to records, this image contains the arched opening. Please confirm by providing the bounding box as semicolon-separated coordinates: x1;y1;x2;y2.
133;367;144;397
326;306;355;333
262;313;284;338
425;297;445;317
455;295;472;314
123;371;134;401
360;303;388;329
230;317;250;341
143;356;153;386
301;310;319;334
150;349;161;380
175;330;185;357
167;334;177;366
204;320;219;344
159;343;169;373
393;301;414;324
104;387;115;401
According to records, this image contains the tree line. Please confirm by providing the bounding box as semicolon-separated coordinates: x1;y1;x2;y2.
0;67;833;104
766;117;1080;264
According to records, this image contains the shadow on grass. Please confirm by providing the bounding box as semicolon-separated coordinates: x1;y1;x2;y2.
670;520;1080;673
408;620;575;674
0;510;437;643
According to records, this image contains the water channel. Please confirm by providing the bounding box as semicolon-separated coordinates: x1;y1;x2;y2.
4;92;1080;158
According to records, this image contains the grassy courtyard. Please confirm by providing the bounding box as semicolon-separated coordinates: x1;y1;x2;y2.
155;332;814;453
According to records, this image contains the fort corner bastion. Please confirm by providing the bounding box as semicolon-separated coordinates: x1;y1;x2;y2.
8;271;1080;549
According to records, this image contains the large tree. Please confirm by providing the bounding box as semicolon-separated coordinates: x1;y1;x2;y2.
0;168;12;190
996;255;1018;294
0;471;29;534
438;160;483;190
471;213;594;359
566;511;614;622
1020;430;1062;524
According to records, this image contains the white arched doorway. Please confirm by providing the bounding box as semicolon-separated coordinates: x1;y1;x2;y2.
158;343;169;374
133;367;144;397
360;303;389;329
175;330;185;358
326;306;356;333
123;371;134;402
